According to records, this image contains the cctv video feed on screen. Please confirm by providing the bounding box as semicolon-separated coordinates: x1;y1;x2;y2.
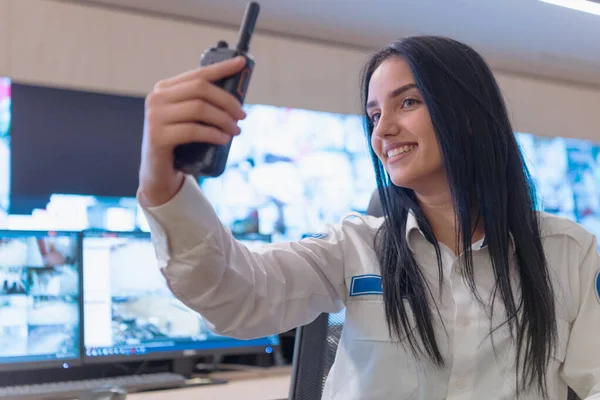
198;105;600;245
0;78;10;225
516;132;600;246
82;231;278;360
0;230;81;365
4;94;600;250
199;104;378;242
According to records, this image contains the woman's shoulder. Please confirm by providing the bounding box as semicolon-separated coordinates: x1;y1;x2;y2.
301;212;385;245
339;212;385;233
307;212;385;249
536;211;596;250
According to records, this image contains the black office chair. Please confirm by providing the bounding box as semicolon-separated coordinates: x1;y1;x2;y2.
366;189;383;218
288;311;345;400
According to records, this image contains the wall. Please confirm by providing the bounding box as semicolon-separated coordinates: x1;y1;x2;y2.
1;0;599;141
497;74;600;141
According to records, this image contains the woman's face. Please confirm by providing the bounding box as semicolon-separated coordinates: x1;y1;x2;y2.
367;57;445;191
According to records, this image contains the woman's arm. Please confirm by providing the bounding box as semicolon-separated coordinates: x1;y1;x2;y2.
561;234;600;399
139;175;347;339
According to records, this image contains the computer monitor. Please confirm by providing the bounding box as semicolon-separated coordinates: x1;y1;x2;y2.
0;230;82;371
0;77;11;224
199;103;377;242
82;230;279;363
4;192;149;233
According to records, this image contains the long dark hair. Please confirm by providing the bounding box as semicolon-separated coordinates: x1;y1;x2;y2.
361;36;557;397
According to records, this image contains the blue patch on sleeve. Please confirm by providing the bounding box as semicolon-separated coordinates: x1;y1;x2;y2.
595;271;600;305
305;233;328;239
349;274;383;296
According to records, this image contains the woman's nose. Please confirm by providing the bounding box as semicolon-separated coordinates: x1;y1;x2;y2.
373;114;400;139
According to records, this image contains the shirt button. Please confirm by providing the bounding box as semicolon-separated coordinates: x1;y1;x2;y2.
456;378;467;390
461;318;470;327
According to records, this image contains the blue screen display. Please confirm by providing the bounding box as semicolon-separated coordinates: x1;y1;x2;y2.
82;231;278;361
0;230;81;366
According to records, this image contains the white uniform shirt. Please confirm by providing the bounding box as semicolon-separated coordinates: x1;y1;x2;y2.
141;175;600;400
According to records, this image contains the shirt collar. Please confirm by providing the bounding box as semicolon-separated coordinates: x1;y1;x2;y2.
405;210;421;242
405;210;514;252
405;210;428;252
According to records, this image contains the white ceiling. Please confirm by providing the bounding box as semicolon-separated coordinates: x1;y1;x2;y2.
73;0;600;85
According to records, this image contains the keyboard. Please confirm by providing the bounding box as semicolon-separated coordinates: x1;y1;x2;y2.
0;372;187;399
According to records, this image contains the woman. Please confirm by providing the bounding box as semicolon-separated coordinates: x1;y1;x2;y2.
137;36;600;399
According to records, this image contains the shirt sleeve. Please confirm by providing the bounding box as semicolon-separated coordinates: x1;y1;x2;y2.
138;175;347;339
561;233;600;399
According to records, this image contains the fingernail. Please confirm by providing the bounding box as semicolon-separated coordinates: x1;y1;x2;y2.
229;124;241;135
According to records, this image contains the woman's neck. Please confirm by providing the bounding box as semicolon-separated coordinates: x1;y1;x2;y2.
415;188;485;255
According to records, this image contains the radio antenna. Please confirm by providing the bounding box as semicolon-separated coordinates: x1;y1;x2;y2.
235;2;260;53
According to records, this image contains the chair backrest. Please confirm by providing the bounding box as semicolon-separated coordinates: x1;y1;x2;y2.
568;389;581;400
288;312;345;400
366;189;383;218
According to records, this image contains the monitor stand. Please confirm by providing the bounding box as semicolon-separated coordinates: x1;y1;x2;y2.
195;352;282;373
193;354;258;374
172;358;197;377
172;358;228;387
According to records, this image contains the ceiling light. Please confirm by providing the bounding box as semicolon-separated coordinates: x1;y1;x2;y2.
539;0;600;16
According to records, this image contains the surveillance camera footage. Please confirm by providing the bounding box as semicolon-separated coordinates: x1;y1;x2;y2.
0;231;80;365
83;231;278;360
7;102;600;254
516;132;600;248
0;78;10;225
199;104;377;242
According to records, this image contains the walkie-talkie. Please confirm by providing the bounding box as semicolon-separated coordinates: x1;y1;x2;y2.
173;2;260;178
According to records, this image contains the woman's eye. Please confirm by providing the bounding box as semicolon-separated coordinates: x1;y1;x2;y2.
370;112;381;124
402;98;419;108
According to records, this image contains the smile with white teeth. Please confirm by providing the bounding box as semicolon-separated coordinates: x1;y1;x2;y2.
387;144;417;158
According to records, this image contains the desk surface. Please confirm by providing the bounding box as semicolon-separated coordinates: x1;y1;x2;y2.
129;374;290;400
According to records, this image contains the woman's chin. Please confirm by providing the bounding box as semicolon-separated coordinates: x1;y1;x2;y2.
388;171;417;189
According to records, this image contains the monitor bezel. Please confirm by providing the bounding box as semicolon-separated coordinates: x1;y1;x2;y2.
81;229;279;365
83;339;281;365
0;229;84;372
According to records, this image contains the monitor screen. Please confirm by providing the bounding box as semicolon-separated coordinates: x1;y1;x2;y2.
515;132;600;248
0;230;82;371
4;193;149;233
9;83;144;215
199;104;377;242
82;231;279;363
0;78;10;224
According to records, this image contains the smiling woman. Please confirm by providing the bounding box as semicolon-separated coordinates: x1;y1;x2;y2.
361;35;558;395
137;35;600;400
